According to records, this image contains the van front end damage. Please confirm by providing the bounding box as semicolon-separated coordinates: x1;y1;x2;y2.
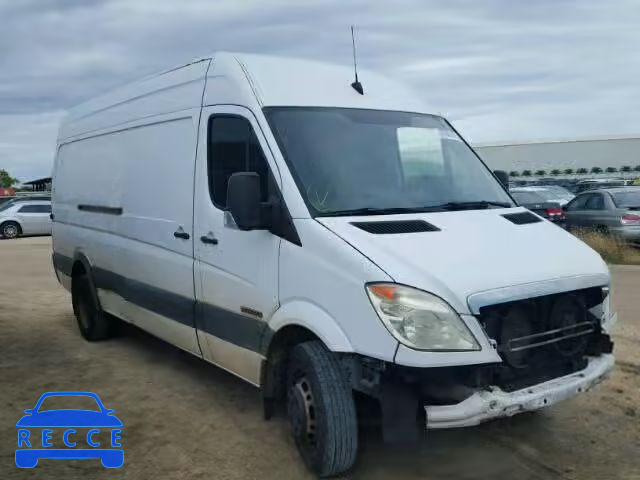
345;286;615;440
425;353;614;428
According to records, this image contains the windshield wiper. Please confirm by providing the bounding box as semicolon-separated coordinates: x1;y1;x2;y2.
318;206;439;217
317;201;512;217
433;200;512;211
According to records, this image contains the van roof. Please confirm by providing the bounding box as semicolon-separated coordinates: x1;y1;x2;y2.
59;52;432;141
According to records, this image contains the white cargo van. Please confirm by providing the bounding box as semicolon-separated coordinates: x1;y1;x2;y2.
52;52;616;476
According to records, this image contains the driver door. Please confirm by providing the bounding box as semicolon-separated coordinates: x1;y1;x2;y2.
193;105;281;385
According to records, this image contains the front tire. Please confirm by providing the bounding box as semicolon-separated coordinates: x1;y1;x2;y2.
72;273;114;341
1;221;20;239
286;341;358;477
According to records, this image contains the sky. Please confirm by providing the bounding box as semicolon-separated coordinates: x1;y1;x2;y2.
1;0;639;182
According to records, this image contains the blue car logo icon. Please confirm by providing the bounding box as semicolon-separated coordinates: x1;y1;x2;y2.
16;391;123;468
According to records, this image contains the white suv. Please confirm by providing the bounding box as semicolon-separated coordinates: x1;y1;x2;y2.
0;199;52;239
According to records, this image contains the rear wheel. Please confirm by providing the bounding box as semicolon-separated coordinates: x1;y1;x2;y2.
286;341;358;477
72;273;114;341
1;221;20;239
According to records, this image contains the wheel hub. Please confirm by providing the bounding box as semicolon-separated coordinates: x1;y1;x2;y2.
3;225;18;238
288;377;317;447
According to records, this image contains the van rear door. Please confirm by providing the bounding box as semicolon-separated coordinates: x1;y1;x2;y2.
193;106;280;385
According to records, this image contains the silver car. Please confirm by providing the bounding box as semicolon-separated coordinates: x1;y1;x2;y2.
565;187;640;244
0;200;52;239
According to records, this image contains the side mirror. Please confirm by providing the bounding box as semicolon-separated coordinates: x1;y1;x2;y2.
24;409;33;414
226;172;265;231
494;170;509;188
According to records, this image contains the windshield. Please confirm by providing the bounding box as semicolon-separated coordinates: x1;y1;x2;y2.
511;191;547;204
265;107;513;216
0;199;16;212
611;190;640;208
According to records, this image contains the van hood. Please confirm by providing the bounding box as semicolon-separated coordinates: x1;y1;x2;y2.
317;208;609;314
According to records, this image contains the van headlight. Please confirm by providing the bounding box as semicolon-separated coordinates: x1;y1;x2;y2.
366;283;480;351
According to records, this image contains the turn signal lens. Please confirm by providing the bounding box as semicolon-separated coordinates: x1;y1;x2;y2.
368;284;397;300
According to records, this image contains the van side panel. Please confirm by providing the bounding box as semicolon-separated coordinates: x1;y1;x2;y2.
53;112;201;355
275;219;399;362
60;60;211;141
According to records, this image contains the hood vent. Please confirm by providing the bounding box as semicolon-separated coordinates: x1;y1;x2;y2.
351;220;440;234
502;211;542;225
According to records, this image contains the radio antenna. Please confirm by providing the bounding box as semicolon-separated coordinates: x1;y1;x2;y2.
350;25;364;95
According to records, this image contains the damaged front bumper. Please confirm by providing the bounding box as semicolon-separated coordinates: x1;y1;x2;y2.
425;354;614;429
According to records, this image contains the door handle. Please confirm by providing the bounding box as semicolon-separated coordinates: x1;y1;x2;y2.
200;233;218;245
173;227;190;240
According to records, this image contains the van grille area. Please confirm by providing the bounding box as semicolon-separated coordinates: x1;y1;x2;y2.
477;287;613;392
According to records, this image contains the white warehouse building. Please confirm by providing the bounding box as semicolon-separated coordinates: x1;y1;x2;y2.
474;135;640;175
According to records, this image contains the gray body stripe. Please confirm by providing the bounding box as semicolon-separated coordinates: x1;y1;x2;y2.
197;303;266;353
52;253;266;353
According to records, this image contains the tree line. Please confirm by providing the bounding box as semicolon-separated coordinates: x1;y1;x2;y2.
0;169;19;188
509;165;640;177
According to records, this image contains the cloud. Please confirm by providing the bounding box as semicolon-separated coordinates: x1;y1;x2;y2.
0;111;65;182
0;0;638;179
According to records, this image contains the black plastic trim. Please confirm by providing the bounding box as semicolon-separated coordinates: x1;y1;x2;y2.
502;211;542;225
78;205;123;215
351;220;440;234
53;253;267;353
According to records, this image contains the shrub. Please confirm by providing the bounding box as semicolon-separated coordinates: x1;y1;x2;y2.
574;230;640;265
564;168;574;175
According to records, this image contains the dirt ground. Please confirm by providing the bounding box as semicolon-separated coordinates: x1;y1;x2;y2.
0;237;638;479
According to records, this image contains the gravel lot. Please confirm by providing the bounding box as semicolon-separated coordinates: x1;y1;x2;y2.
1;237;638;479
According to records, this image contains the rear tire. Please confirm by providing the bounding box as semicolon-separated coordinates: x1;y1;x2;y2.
286;341;358;477
72;273;114;341
1;221;20;239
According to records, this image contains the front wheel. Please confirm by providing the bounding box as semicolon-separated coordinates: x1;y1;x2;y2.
286;341;358;477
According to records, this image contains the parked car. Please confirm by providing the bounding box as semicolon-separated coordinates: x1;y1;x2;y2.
565;187;640;244
515;185;574;206
0;200;52;239
509;188;566;224
0;194;51;207
0;197;14;207
575;178;626;194
538;185;575;205
51;52;615;476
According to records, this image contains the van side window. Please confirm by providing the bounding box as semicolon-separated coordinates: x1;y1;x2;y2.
208;116;269;209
